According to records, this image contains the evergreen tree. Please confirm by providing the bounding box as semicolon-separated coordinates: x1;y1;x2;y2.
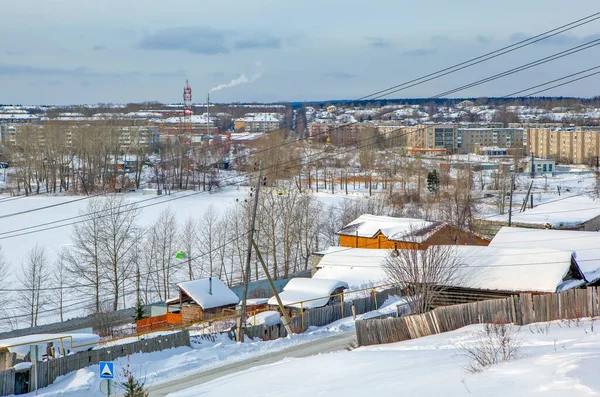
427;170;440;194
133;299;146;321
120;361;149;397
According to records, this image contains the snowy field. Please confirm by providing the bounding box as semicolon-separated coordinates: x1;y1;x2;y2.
172;319;600;397
0;187;361;280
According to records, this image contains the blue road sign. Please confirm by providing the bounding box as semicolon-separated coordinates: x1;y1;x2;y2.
99;362;114;379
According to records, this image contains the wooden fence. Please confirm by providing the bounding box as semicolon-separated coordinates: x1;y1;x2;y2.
241;287;402;341
0;330;190;396
356;287;600;346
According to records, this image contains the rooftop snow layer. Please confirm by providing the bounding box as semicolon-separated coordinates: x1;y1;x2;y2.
0;333;100;356
485;195;600;228
268;278;348;309
489;227;600;283
177;277;239;310
451;245;580;293
337;214;442;243
313;247;390;288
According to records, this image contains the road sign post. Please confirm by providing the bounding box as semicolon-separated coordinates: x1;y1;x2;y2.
99;362;115;397
99;379;116;397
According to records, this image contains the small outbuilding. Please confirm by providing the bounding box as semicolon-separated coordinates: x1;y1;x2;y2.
267;278;348;316
168;277;239;323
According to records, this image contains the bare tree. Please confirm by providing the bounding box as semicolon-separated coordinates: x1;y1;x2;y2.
383;244;464;314
53;252;68;322
151;208;179;300
98;195;140;310
179;217;199;280
64;198;105;313
19;245;50;327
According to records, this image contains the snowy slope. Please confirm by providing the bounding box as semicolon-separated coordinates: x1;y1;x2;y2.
171;319;600;397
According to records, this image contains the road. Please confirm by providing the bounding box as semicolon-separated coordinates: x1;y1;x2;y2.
147;331;356;397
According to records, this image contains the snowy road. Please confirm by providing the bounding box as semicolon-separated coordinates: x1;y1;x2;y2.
146;331;356;397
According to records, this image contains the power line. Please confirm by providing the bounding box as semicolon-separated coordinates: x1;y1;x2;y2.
359;11;600;100
430;39;600;99
3;13;598;217
504;65;600;97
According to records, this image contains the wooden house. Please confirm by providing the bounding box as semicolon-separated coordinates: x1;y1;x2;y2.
336;214;489;250
167;277;239;323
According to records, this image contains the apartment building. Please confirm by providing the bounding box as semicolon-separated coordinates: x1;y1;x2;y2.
527;127;600;164
404;124;459;152
117;125;160;149
235;113;283;133
456;128;524;154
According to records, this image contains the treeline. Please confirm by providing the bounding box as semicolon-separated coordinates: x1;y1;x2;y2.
6;121;225;195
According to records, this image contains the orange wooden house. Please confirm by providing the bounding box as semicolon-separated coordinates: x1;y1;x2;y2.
336;214;489;250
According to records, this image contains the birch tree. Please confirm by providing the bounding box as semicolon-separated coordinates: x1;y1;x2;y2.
19;245;50;327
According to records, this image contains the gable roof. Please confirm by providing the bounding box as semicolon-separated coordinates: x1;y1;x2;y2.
177;277;239;310
450;245;583;293
314;247;389;289
336;214;443;243
267;278;348;309
490;227;600;283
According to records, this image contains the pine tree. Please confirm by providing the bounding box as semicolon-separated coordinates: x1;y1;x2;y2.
120;361;149;397
133;299;146;321
427;170;440;194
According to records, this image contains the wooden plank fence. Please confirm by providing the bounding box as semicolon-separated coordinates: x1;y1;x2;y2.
0;331;190;396
238;287;402;342
356;287;600;347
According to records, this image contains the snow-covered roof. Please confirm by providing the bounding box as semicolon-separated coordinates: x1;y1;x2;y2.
490;227;600;283
485;195;600;228
337;214;443;243
314;245;583;293
451;245;581;293
314;247;389;288
267;278;348;309
177;277;239;310
0;333;100;356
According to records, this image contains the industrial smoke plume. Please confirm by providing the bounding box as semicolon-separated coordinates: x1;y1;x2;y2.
210;62;263;93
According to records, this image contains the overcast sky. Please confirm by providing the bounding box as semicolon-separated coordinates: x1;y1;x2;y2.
1;0;599;105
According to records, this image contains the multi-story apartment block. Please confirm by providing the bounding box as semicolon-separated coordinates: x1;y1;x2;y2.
235;113;283;133
456;128;524;154
118;126;160;149
527;127;600;164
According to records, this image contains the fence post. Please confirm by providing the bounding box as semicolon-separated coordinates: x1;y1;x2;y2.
340;294;345;318
300;302;304;332
373;289;378;310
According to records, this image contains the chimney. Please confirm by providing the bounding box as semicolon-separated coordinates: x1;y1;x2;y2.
209;277;213;295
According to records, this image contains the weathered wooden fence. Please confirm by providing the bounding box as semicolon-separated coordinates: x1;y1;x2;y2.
356;287;600;346
242;287;403;341
0;330;190;396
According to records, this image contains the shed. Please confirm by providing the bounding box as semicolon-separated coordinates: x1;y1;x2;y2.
489;227;600;284
336;214;488;250
169;277;239;323
267;278;348;313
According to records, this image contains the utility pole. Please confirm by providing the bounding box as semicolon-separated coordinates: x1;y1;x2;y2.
238;161;262;342
252;240;294;335
508;172;515;227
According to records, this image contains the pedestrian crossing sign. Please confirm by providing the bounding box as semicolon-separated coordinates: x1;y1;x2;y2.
99;362;114;379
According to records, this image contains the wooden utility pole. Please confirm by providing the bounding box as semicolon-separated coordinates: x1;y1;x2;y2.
508;172;515;227
238;161;262;342
252;240;294;335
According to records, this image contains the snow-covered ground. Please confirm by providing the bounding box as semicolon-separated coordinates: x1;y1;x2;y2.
172;319;600;397
9;296;406;397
